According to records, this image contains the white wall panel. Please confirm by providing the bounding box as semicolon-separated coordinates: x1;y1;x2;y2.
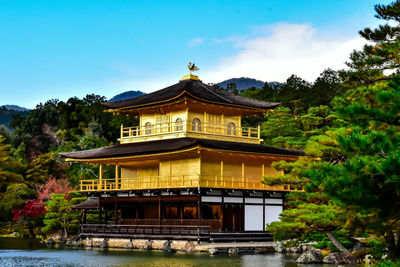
265;205;283;225
245;205;263;231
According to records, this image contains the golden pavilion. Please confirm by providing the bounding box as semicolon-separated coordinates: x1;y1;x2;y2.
61;67;304;242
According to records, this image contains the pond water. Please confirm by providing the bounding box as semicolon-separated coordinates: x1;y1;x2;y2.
0;237;357;267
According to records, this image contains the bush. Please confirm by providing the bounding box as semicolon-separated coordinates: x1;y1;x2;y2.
310;231;353;252
365;238;386;260
376;260;400;267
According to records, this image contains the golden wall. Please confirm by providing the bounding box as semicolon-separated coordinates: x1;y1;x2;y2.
200;152;282;180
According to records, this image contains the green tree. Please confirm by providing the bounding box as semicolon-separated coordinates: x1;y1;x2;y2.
266;1;400;259
340;1;400;88
26;152;66;185
240;82;277;102
0;183;35;221
313;78;400;259
261;106;340;150
42;191;86;238
226;82;239;95
0;135;24;195
309;69;343;107
277;75;311;114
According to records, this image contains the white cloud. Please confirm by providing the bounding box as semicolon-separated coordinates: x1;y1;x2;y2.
203;23;365;83
188;37;204;47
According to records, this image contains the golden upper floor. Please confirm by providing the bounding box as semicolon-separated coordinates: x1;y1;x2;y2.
103;78;279;145
119;109;261;144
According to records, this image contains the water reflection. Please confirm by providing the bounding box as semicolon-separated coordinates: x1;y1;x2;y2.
0;238;355;267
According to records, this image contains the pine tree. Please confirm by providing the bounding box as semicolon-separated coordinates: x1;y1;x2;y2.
265;1;400;259
340;1;400;88
42;191;86;238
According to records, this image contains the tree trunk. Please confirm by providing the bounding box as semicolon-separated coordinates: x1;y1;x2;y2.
384;230;400;261
28;226;35;238
326;231;349;252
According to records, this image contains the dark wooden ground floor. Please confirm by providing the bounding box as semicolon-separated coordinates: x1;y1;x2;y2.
77;188;283;241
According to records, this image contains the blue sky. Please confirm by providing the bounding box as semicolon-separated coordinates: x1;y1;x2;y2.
0;0;392;108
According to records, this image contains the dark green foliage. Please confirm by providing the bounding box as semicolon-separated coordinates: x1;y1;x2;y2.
261;105;340;150
240;69;342;115
25;152;66;185
312;231;353;252
308;69;343;107
376;260;400;266
0;135;24;196
225;82;239;95
10;94;138;160
0;183;36;221
340;1;400;88
366;238;387;260
42;192;86;237
276;75;310;114
240;83;277;102
266;0;400;260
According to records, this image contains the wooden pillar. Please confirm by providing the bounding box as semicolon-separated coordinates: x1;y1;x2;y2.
220;161;224;187
115;164;119;190
257;125;261;139
242;162;245;187
197;197;201;223
114;197;118;224
99;205;103;224
203;111;207;133
180;204;183;225
221;114;224;135
99;164;103;190
83;209;87;224
120;124;124;138
238;115;242;136
158;196;162;226
185;108;189;132
263;194;266;232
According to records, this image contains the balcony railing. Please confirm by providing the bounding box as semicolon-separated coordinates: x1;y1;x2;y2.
79;175;299;192
120;120;260;140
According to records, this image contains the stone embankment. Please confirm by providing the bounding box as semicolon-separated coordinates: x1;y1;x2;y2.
45;235;363;263
45;236;276;255
275;240;359;264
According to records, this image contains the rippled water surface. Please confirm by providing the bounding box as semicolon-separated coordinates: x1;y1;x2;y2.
0;238;356;267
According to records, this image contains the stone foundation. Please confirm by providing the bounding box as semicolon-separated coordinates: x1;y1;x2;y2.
47;236;276;254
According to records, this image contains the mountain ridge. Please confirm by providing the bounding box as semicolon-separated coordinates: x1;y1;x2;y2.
217;77;282;91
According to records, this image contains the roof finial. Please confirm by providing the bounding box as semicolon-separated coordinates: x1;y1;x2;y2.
188;62;199;74
181;62;200;81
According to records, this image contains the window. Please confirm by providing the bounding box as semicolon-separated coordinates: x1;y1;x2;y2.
145;122;152;135
156;114;170;133
138;205;158;219
183;206;198;219
121;207;137;219
192;118;201;132
164;206;179;219
175;118;183;131
227;122;236;135
202;205;222;220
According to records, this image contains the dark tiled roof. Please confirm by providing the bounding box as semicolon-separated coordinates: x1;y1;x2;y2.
60;138;305;160
71;197;99;210
104;79;279;110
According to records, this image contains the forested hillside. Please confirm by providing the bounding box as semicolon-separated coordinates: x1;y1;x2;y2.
0;105;30;128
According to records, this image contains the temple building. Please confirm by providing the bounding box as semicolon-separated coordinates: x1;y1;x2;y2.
61;69;304;242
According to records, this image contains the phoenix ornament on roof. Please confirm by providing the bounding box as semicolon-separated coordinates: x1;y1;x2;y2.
188;62;199;74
